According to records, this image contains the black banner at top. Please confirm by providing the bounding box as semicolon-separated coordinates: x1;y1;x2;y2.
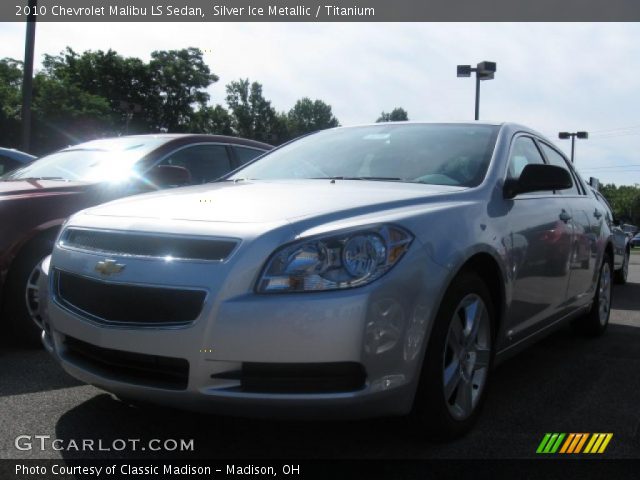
2;0;640;22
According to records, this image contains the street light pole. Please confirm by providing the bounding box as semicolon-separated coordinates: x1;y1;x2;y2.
475;73;480;121
457;61;496;121
570;136;575;165
21;0;37;152
558;131;588;163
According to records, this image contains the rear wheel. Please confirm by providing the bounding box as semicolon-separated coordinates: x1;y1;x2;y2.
2;238;53;348
573;252;612;337
411;272;495;440
614;249;629;285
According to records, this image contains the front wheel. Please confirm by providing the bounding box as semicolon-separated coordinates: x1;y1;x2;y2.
614;249;629;285
411;272;495;440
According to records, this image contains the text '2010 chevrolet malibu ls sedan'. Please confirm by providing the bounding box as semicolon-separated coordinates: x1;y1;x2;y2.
42;122;613;439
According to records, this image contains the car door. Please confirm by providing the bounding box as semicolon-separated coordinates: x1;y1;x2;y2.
503;135;574;341
537;141;597;308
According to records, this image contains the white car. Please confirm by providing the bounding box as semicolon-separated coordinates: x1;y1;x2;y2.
41;122;614;439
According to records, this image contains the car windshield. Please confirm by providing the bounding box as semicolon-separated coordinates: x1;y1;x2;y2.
1;137;167;182
230;123;499;187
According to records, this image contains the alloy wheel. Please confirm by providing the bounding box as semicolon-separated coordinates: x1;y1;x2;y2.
598;261;612;327
25;264;43;330
442;294;491;420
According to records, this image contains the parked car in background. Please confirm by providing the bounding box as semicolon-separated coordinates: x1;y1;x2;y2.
0;134;271;346
42;122;614;439
591;187;630;284
0;147;37;175
622;224;638;239
631;233;640;248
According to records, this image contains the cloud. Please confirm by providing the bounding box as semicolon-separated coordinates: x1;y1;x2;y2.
0;21;639;185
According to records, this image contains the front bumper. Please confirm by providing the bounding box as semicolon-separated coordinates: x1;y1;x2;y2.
44;225;449;419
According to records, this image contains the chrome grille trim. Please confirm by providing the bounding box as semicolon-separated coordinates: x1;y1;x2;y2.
58;227;239;262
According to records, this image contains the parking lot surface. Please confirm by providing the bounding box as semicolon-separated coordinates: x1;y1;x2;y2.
1;260;639;460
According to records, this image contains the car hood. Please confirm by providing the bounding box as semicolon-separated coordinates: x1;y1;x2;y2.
82;179;465;224
0;179;92;197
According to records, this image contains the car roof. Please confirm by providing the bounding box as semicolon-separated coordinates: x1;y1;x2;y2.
60;134;273;152
333;121;547;136
0;147;37;162
327;121;555;147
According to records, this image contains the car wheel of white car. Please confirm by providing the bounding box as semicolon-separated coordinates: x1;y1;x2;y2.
412;271;495;440
614;249;629;285
573;252;613;337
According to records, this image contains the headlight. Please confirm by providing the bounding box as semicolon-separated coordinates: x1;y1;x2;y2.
257;225;413;293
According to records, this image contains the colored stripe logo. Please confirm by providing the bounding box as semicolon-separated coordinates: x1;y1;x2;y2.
536;433;613;454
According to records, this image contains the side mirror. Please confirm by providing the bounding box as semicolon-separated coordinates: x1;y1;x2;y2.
504;164;573;199
144;165;192;189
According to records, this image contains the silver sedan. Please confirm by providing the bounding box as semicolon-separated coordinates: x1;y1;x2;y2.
42;122;614;439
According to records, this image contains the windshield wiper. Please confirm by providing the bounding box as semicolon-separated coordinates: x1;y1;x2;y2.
217;178;252;183
5;176;68;181
312;176;403;181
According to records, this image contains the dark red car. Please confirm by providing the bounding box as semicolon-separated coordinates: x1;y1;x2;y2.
0;134;271;346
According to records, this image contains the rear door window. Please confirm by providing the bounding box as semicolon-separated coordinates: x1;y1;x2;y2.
233;146;265;166
158;144;233;184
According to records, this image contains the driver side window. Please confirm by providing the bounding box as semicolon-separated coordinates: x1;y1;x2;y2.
508;136;545;180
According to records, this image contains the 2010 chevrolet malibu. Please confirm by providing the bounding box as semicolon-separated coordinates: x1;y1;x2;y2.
43;122;613;438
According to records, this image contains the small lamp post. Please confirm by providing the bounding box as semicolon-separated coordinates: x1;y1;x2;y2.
558;131;588;163
457;61;497;121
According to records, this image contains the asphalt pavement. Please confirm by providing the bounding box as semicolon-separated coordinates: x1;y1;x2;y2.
1;260;639;461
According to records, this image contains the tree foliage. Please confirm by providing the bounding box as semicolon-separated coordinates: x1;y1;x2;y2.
287;97;339;138
225;79;281;144
599;183;640;225
0;47;343;153
0;58;23;147
376;107;409;123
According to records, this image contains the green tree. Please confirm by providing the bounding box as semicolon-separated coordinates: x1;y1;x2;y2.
148;48;218;132
13;47;222;153
287;97;339;138
376;107;409;123
31;73;113;153
599;183;640;224
225;79;280;143
189;104;233;135
40;48;153;135
0;58;23;148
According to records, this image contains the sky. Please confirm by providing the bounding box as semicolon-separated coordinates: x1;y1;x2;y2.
1;21;639;186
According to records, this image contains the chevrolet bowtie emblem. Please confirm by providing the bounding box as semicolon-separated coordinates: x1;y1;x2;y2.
95;259;125;276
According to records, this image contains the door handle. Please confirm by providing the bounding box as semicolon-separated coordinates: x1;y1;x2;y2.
593;209;602;219
559;210;572;223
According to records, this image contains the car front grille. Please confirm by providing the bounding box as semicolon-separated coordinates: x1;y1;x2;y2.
60;228;238;262
54;270;206;327
64;336;189;390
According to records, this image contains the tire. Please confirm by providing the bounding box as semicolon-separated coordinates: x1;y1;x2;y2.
411;272;495;440
2;238;53;348
614;249;629;285
573;252;613;337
